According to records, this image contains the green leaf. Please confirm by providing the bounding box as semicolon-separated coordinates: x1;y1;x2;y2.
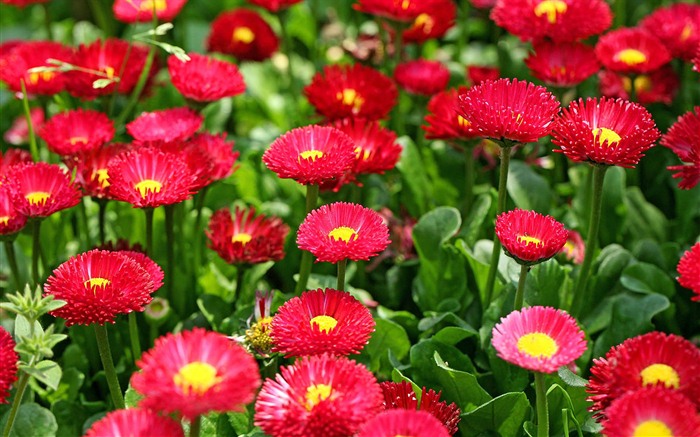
432;326;478;346
0;403;58;437
558;366;588;388
459;192;493;247
524;259;568;308
24;360;62;391
546;383;588;437
459;392;530;437
599;167;627;245
52;401;89;437
14;314;43;340
624;187;668;243
359;319;410;377
47;368;84;404
620;262;675;297
397;137;432;217
124;384;143;409
410;339;477;388
507;160;553;213
413;207;462;260
434;352;491;411
197;294;231;331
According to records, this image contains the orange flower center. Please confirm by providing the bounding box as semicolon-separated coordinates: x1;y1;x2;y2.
139;0;167;12
680;24;693;42
615;49;647;66
0;216;10;226
305;384;333;410
414;13;434;33
27;70;55;85
173;361;221;396
84;277;111;294
70;136;88;146
592;127;621;147
517;332;558;358
310;315;338;333
232;27;255;44
562;241;574;257
550;66;567;76
328;226;357;243
92;169;110;188
299;150;324;162
640;363;680;389
26;191;50;206
622;75;651;94
457;115;471;128
231;232;252;245
632;420;673;437
354;147;371;161
103;66;116;79
517;235;543;247
534;0;568;24
134;179;162;198
336;88;364;112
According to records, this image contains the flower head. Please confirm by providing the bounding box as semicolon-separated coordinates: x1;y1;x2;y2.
271;288;375;357
297;202;391;263
127;107;203;145
4;162;82;218
524;41;600;88
305;64;398;121
403;2;456;44
466;66;500;85
74;142;127;199
587;331;700;416
551;97;660;168
380;381;460;435
495;209;568;266
358;409;451;437
599;66;679;106
44;249;156;326
639;3;700;61
423;87;479;141
247;0;302;12
84;408;185;437
457;78;560;144
678;243;700;301
206;206;289;265
491;0;612;42
0;185;27;237
0;327;18;404
208;9;279;61
132;328;261;419
491;306;586;373
595;28;671;75
254;354;384;437
394;59;450;96
661;107;700;190
39;109;115;157
0;41;72;96
113;0;188;23
601;388;700;437
188;133;239;182
168;53;246;103
0;148;33;177
4;108;44;146
262;125;356;186
559;230;585;264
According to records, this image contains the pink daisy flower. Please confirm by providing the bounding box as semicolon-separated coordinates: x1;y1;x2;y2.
595;28;671;75
559;230;585;264
74;142;128;199
188;133;239;182
678;243;700;301
639;3;700;61
0;184;27;236
358;409;451;437
403;2;457;44
380;381;460;435
38;109;115;158
113;0;188;23
524;41;600;88
0;148;33;176
423;87;479;142
207;9;279;62
394;59;450;96
126;107;203;145
167;53;246;103
661;107;700;190
4;162;82;218
84;408;184;437
495;209;568;265
0;41;72;96
4;108;44;146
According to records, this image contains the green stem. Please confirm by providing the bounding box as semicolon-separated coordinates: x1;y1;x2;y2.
114;45;157;128
86;0;113;37
41;3;53;40
235;264;247;304
20;80;39;162
78;199;91;250
3;240;23;293
570;165;608;317
483;145;513;307
165;205;179;315
294;184;319;295
97;199;108;245
128;312;142;363
514;264;529;310
277;9;299;116
627;74;637;103
93;324;125;409
535;372;549;437
463;144;475;216
192;186;209;280
30;219;42;287
1;371;30;437
456;2;470;61
393;22;407;69
337;259;347;291
189;416;201;437
144;208;154;257
614;0;626;28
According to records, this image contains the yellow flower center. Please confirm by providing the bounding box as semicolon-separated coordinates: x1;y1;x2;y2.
84;277;111;294
26;191;50;206
173;361;221;396
615;49;648;66
139;0;167;12
534;0;568;24
622;75;652;94
0;216;9;226
517;332;558;358
562;241;574;256
414;13;434;33
134;179;162;198
517;235;543;246
458;115;471;128
680;24;692;42
231;232;252;245
354;147;371;161
245;316;274;352
632;420;673;437
232;27;255;44
27;70;55;85
328;226;357;243
592;127;621;147
69;136;88;146
103;66;115;79
299;150;324;162
310;315;338;333
336;88;364;112
92;169;110;188
305;384;333;410
640;363;680;389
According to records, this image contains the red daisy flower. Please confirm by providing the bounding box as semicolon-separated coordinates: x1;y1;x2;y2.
254;354;384;437
0;148;33;176
0;184;27;236
661;107;700;190
394;59;450;96
188;133;239;182
155;139;214;191
0;327;18;404
167;53;246;103
65;39;156;100
127;107;203;145
402;2;456;44
423;87;479;141
262;125;356;186
678;243;700;301
74;142;128;199
247;0;302;12
132;328;261;419
495;209;568;266
551;97;660;168
44;249;155;326
457;78;560;145
358;409;451;437
559;230;584;264
491;306;586;374
599;66;679;106
587;331;700;416
304;64;398;121
271;288;375;357
297;202;391;264
640;3;700;62
84;408;184;437
601;387;700;437
524;41;600;88
0;41;72;96
353;0;447;23
466;65;500;86
38;109;115;158
110;247;164;292
380;381;460;435
113;0;188;23
206;206;289;265
4;162;82;218
4;108;44;146
491;0;612;42
207;9;279;62
0;0;48;6
331;117;402;178
595;28;671;75
107;147;196;208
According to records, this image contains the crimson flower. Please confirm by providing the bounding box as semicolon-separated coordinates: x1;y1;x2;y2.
403;2;456;44
353;0;447;23
457;78;560;144
254;354;384;437
551;97;660;168
677;243;700;301
524;41;600;88
127;107;203;145
0;41;72;96
639;3;700;61
247;0;302;12
85;409;184;437
208;9;279;61
113;0;188;23
168;53;246;103
661;106;700;190
394;59;450;96
188;133;239;182
423;87;479;141
305;64;398;121
132;328;261;419
4;108;44;146
0;185;27;237
0;327;18;404
559;230;584;264
599;67;679;106
466;66;500;85
271;288;375;357
358;409;451;437
0;148;33;176
206;206;289;265
380;381;460;435
297;202;391;264
595;28;671;75
495;209;568;266
4;162;82;218
74;142;128;199
39;109;115;158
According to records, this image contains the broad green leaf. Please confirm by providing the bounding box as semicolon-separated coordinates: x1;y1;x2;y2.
524;259;568;308
359;319;410;377
413;207;462;260
459;192;493;247
459;392;530;437
52;401;89;437
558;366;588;388
620;262;675;297
546;383;588;437
47;368;85;404
25;360;62;391
624;187;668;243
432;326;478;346
434;352;491;411
599;167;627;246
0;403;58;437
507;160;553;213
397;138;432;217
197;294;231;331
391;368;423;402
14;314;43;340
410;339;477;388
